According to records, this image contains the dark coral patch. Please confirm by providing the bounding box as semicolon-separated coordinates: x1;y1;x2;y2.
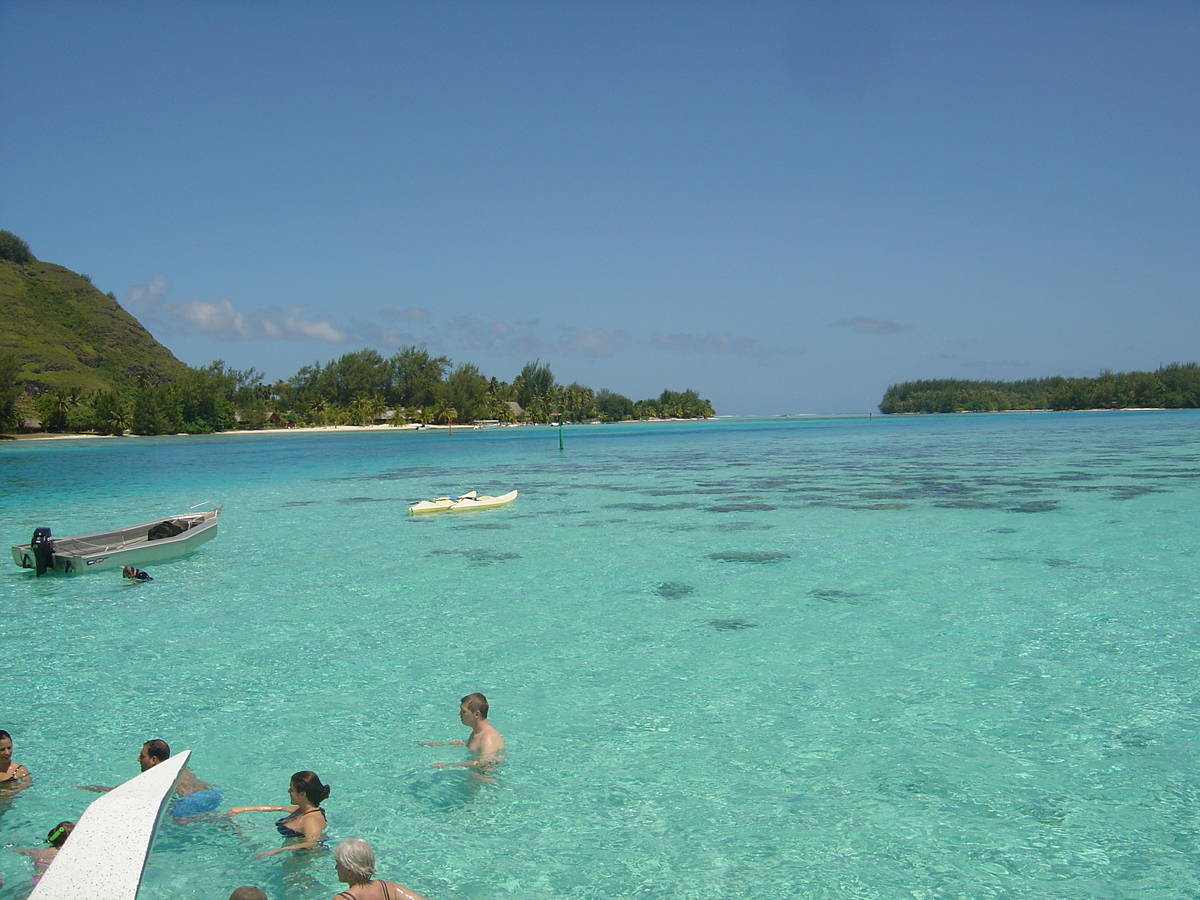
707;551;791;564
1007;500;1059;513
655;582;695;599
704;502;777;513
708;618;756;631
808;588;870;603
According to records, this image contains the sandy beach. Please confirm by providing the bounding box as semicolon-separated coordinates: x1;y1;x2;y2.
4;417;717;442
5;422;469;441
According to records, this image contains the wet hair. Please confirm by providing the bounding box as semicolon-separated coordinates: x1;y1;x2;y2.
0;730;12;744
461;692;489;718
228;888;268;900
290;771;330;806
143;739;170;762
334;838;376;882
47;821;74;848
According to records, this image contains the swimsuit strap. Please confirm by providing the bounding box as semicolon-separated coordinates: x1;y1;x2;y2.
333;884;389;900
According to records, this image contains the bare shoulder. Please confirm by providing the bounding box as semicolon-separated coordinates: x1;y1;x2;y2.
386;880;430;900
176;767;210;794
480;724;505;755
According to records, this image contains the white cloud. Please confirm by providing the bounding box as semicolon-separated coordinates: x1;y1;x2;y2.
442;318;630;359
125;275;348;343
278;310;347;342
559;326;628;357
126;274;170;310
448;316;544;356
167;297;255;339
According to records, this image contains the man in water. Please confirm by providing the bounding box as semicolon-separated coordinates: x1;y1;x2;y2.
122;566;153;582
421;693;506;770
77;739;221;817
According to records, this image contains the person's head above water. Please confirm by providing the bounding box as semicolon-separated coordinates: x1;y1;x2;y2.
228;887;268;900
460;692;489;719
137;739;170;771
289;771;330;806
46;821;74;849
334;838;376;883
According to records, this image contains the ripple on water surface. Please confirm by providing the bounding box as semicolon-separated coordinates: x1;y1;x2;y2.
2;412;1199;898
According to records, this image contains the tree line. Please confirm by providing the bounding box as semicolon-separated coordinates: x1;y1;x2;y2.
1;347;715;436
879;363;1200;414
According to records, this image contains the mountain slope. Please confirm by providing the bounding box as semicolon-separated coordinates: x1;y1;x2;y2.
0;257;187;393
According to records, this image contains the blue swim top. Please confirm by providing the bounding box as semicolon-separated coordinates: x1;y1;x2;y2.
276;808;325;838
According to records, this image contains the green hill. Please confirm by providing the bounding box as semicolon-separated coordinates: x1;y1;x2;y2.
0;243;187;394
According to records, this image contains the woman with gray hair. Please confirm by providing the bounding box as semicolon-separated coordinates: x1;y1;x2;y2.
332;838;430;900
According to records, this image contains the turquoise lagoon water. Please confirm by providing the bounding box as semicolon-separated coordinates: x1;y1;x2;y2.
1;411;1198;899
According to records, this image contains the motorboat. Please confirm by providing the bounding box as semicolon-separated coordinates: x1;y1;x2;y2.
409;490;477;515
11;502;221;575
448;490;518;512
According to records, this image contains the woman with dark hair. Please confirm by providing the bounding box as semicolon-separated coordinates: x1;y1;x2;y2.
228;771;330;857
332;839;429;900
0;730;32;792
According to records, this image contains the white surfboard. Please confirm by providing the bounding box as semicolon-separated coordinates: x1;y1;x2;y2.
30;750;190;900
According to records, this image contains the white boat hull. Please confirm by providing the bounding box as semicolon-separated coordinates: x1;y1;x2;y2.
448;489;518;512
11;504;221;574
409;491;477;514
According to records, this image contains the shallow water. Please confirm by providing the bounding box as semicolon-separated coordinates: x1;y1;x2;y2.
2;412;1198;899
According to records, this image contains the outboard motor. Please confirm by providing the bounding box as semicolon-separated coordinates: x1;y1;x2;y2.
30;527;55;577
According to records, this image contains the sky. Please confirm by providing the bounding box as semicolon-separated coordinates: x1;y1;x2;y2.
1;1;1196;415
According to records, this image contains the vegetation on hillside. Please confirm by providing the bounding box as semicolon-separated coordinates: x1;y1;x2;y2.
0;230;34;265
8;349;714;436
879;364;1200;413
0;228;714;436
0;231;188;396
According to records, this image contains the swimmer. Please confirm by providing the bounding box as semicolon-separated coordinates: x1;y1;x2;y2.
228;771;330;857
420;693;505;770
332;838;429;900
229;888;268;900
0;730;32;792
122;566;153;581
77;739;219;817
10;820;73;885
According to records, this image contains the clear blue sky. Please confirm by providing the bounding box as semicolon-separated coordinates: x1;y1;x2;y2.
2;1;1196;414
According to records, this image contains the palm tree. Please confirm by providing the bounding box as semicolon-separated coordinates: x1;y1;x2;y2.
49;390;77;431
308;397;329;426
102;400;131;436
364;395;387;425
347;397;371;426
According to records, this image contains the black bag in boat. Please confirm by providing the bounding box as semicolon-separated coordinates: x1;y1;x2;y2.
147;520;186;541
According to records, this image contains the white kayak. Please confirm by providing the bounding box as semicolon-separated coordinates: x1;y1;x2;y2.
448;490;518;512
409;490;477;514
